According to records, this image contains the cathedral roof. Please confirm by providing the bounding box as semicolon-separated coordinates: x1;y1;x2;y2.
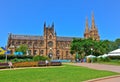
10;34;43;40
10;34;80;41
57;36;75;41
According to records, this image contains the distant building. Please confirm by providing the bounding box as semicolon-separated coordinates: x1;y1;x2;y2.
7;13;100;59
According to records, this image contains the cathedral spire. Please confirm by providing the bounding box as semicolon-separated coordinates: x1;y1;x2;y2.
52;22;54;28
44;21;46;28
91;12;95;30
55;30;57;36
51;22;54;31
85;17;89;33
44;21;46;36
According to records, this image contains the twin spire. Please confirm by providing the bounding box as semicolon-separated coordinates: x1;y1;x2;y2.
85;12;96;33
84;12;100;41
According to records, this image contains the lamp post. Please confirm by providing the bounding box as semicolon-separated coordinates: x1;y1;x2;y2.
91;48;93;63
49;48;52;60
76;52;79;62
5;53;7;63
91;48;93;55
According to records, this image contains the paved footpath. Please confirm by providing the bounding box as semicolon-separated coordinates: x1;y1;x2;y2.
73;63;120;73
68;63;120;82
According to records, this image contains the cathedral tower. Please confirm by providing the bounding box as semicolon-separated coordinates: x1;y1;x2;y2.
84;13;100;41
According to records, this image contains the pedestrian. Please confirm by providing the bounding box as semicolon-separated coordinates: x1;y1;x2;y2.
8;61;13;69
45;60;49;66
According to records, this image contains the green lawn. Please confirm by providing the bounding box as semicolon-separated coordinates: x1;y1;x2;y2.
0;64;118;82
98;60;120;66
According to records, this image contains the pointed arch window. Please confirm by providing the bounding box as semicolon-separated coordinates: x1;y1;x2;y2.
49;35;52;39
40;50;44;55
48;41;53;47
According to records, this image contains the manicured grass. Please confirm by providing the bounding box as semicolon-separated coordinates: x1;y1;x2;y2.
0;64;118;82
98;60;120;66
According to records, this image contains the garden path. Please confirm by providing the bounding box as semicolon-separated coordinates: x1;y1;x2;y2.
68;63;120;82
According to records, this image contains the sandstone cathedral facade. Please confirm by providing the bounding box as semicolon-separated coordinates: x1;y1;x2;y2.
7;13;100;59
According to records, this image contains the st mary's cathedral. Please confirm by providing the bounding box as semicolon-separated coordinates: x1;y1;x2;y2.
7;13;100;59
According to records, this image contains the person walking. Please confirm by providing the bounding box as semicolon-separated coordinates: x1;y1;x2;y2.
45;60;49;66
8;61;13;69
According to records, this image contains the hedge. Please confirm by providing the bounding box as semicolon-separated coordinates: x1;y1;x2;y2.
108;56;120;60
33;55;49;61
0;55;33;60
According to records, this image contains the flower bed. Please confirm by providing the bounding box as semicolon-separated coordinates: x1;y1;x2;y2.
13;61;62;68
13;61;38;67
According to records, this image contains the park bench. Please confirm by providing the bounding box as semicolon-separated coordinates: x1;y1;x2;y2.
38;61;46;66
50;61;62;66
0;63;9;68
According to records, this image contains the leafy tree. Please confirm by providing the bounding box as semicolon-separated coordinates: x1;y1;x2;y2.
70;38;84;59
71;38;113;57
115;38;120;48
82;38;94;56
15;44;28;55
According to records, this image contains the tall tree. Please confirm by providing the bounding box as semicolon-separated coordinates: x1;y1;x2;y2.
15;44;28;55
70;38;113;57
70;38;83;59
115;38;120;48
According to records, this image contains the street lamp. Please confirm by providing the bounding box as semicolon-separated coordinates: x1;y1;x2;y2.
5;53;7;63
91;48;93;63
49;48;52;60
91;48;93;55
76;52;79;62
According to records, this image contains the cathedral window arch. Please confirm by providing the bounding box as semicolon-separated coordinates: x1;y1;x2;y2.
33;50;37;55
40;50;44;55
28;41;32;47
66;51;69;59
56;50;60;59
49;35;52;39
48;41;53;47
39;41;44;46
22;41;26;44
66;51;69;55
34;41;38;46
16;41;20;45
56;50;60;55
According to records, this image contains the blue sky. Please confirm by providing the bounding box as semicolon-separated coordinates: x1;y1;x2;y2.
0;0;120;47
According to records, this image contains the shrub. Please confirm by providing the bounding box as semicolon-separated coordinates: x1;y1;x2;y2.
92;57;97;62
103;57;111;62
0;55;5;59
0;55;33;60
97;57;103;62
33;55;40;61
97;57;111;62
33;55;49;61
40;56;49;61
109;56;120;60
10;57;33;63
11;58;20;62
